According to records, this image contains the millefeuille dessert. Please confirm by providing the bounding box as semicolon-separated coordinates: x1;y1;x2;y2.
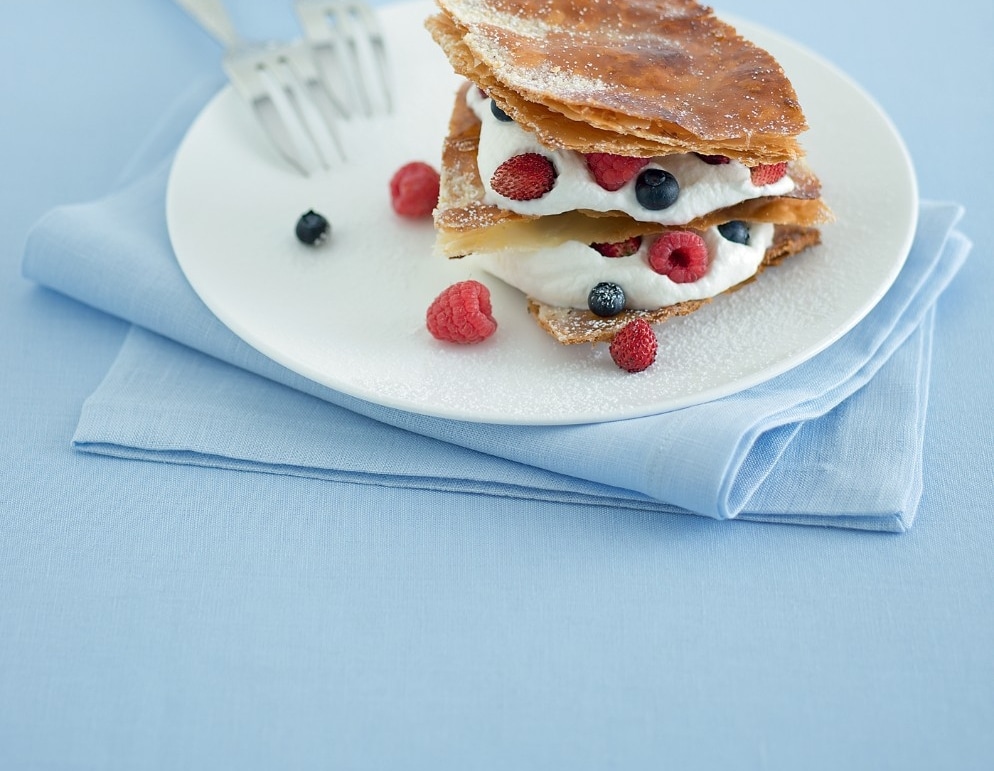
423;0;832;366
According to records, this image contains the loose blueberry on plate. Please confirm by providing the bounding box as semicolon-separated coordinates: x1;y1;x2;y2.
635;168;680;210
491;99;513;122
295;210;330;246
717;220;750;245
588;282;627;317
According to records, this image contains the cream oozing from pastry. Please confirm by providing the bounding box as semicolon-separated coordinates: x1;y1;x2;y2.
467;87;795;224
474;223;774;310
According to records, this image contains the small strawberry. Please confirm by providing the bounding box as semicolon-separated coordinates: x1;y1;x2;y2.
584;153;649;191
390;161;440;217
426;280;497;344
590;236;642;258
749;161;788;186
609;318;658;373
490;153;557;201
648;231;710;283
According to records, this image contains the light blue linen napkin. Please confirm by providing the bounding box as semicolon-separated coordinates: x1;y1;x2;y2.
22;76;971;531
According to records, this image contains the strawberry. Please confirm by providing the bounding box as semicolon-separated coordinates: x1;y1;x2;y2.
390;161;440;217
426;280;497;344
749;161;788;187
490;153;557;200
609;318;658;373
590;236;642;258
648;231;710;283
584;153;649;191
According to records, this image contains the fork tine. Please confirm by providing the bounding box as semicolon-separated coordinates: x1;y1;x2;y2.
295;0;393;117
224;43;344;175
295;0;361;116
225;50;310;174
346;0;392;114
280;43;347;162
182;0;345;175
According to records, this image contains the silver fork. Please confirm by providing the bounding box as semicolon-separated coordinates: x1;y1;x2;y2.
294;0;393;118
177;0;350;175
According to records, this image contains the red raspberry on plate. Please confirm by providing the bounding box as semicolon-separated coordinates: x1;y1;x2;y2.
648;231;710;283
426;280;497;344
390;161;440;217
590;236;642;258
584;153;649;191
490;153;557;200
749;161;788;186
609;318;658;373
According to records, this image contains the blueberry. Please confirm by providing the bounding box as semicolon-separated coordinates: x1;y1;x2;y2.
490;99;513;122
295;210;330;246
635;168;680;210
717;220;750;245
588;282;626;317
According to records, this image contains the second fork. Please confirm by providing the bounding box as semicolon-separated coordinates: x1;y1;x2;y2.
178;0;351;175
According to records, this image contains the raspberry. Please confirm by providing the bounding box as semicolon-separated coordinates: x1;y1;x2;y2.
648;231;710;283
695;153;730;165
749;162;788;186
490;153;557;201
609;319;658;373
584;153;649;191
590;236;642;258
426;280;497;344
390;161;440;217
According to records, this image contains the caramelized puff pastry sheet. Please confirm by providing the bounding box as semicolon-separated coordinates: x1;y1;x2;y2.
427;0;808;165
434;83;832;260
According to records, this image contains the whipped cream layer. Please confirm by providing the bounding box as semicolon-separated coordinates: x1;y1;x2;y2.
467;88;795;224
475;223;775;310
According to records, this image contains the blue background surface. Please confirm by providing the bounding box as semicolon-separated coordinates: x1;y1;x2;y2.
2;1;993;768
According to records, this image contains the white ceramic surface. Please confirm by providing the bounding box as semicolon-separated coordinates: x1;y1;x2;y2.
166;1;918;425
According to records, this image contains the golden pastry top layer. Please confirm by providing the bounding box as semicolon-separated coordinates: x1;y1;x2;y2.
427;0;808;164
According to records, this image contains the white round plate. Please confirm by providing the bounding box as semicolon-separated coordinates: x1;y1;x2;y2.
167;1;917;425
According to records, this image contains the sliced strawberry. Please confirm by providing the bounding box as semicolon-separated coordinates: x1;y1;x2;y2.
749;162;788;186
490;153;557;201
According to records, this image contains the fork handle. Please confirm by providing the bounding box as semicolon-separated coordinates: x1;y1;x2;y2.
175;0;240;47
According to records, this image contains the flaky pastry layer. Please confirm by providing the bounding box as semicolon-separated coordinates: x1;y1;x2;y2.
427;0;809;164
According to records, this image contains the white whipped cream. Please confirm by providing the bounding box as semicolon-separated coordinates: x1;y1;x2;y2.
467;87;795;224
475;223;775;309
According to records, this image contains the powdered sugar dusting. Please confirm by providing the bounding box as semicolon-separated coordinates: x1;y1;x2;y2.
435;0;808;141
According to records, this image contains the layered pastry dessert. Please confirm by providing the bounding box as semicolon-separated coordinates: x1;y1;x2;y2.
426;0;832;350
